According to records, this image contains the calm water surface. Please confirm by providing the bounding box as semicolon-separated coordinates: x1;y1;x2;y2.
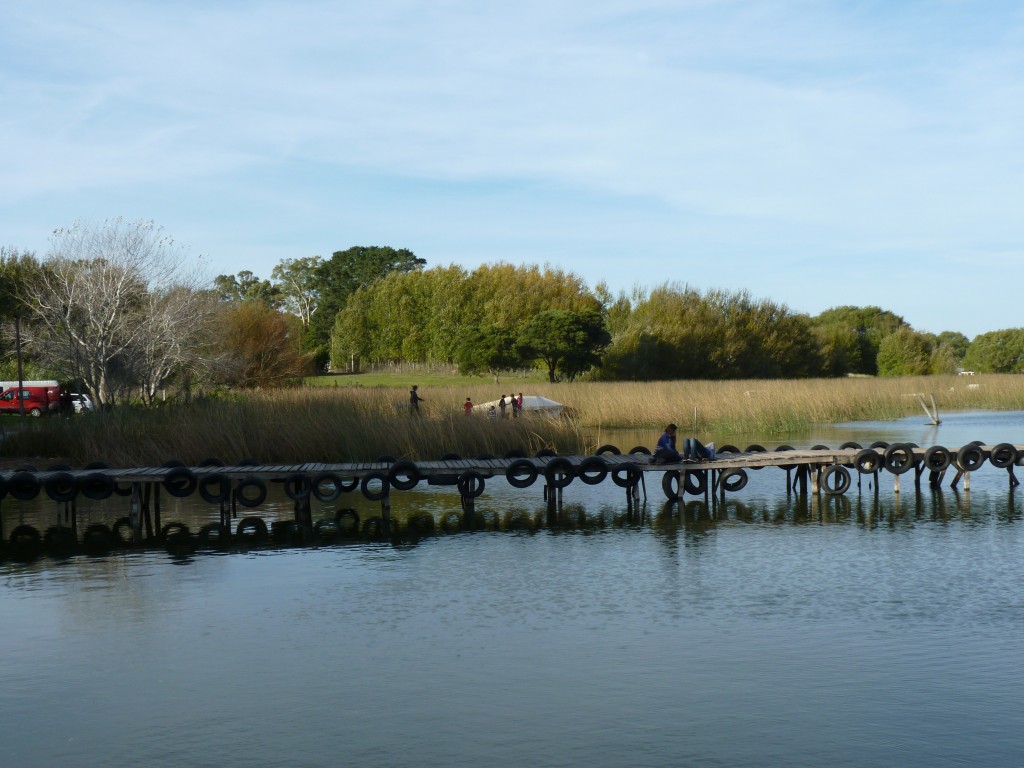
3;410;1024;767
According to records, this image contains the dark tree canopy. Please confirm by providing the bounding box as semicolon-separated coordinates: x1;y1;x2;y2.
519;309;611;383
456;325;526;381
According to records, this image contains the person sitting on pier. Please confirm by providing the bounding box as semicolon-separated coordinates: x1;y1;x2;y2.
652;424;682;464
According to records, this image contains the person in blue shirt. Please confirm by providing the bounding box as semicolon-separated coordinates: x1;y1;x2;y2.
653;424;682;463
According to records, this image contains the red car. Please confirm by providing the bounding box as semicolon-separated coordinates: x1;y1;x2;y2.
0;380;61;416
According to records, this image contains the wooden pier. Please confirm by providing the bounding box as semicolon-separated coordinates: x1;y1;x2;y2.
1;441;1021;557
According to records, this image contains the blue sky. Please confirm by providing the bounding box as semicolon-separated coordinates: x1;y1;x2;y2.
2;1;1022;338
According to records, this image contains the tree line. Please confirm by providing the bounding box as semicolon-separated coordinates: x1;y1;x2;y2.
3;219;1023;409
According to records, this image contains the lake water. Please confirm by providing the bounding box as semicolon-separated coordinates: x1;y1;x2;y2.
3;410;1024;767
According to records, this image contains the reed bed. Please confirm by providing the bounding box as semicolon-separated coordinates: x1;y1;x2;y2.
0;388;585;467
3;374;1023;466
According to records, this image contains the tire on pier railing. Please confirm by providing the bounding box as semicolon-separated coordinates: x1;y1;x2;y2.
163;467;198;498
388;460;421;491
78;472;115;501
883;443;916;475
720;468;748;493
661;470;681;500
198;473;231;504
989;443;1017;469
611;462;641;488
360;472;390;501
717;445;741;455
284;473;312;501
505;459;538;488
595;444;621;456
744;444;766;470
235;478;268;508
821;464;851;495
311;472;344;502
683;470;707;496
955;444;987;473
457;470;486;498
775;445;798;471
7;471;41;501
577;456;609;485
44;472;77;503
544;457;575;489
628;446;652;456
839;441;862;451
923;446;952;472
854;448;882;474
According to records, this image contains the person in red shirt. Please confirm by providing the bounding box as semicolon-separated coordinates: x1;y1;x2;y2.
464;397;473;415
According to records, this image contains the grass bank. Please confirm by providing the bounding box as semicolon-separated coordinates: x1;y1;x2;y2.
3;374;1020;466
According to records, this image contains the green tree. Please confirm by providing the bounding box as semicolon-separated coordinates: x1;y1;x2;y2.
309;246;426;362
876;328;932;376
456;325;525;382
811;306;907;375
520;309;611;382
963;329;1024;373
214;270;283;308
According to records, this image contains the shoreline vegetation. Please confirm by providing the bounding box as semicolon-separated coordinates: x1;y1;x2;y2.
2;374;1022;467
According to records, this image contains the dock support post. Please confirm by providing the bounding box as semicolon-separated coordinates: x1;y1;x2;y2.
894;474;900;494
811;466;820;494
130;483;143;545
1009;467;1020;489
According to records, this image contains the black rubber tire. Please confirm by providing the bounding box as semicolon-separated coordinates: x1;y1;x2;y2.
883;443;915;475
535;448;557;458
457;470;485;498
361;471;389;501
163;467;198;497
612;462;641;488
313;519;341;542
744;444;766;470
44;471;77;503
810;444;830;451
503;448;527;459
235;477;268;507
283;473;312;501
990;443;1016;469
388;460;420;491
544;457;575;489
662;470;681;500
8;471;40;501
506;459;538;488
956;444;986;473
577;456;608;485
198;473;231;504
683;471;707;496
309;473;342;502
839;441;862;450
78;472;115;500
160;522;190;541
720;468;748;493
821;464;852;495
924;445;951;472
629;445;652;456
854;448;882;474
235;516;269;542
595;444;621;456
870;441;889;450
717;444;741;455
775;445;798;471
